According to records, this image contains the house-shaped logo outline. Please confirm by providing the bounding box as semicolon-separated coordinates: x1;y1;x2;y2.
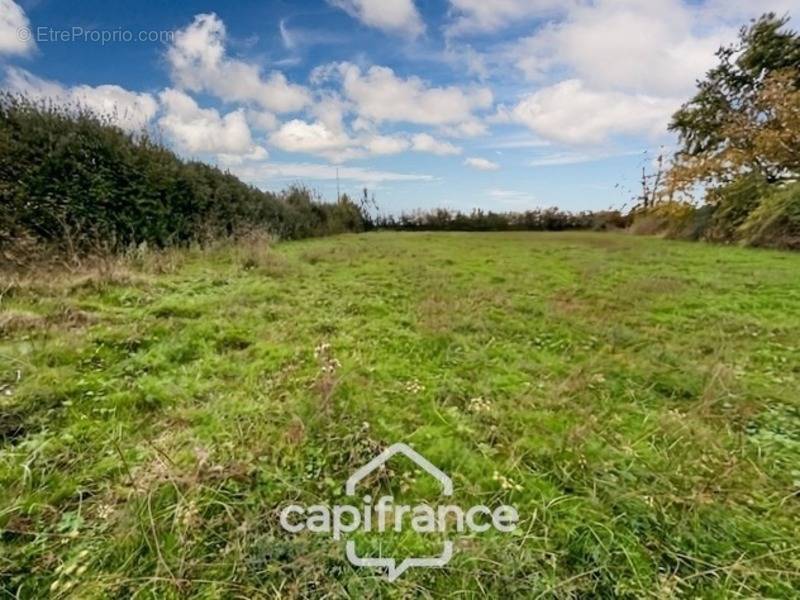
344;442;454;581
345;442;453;496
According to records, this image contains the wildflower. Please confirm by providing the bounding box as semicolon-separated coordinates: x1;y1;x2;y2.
314;342;332;359
97;503;114;519
177;500;200;529
404;380;425;394
468;397;492;414
493;471;523;492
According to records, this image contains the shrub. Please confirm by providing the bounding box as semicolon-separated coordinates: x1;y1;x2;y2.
737;182;800;249
629;201;697;238
0;95;367;264
628;177;800;250
704;174;771;242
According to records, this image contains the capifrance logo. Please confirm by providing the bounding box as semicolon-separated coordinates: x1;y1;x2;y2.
279;443;519;581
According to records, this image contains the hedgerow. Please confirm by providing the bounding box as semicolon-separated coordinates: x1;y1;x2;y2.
0;94;367;265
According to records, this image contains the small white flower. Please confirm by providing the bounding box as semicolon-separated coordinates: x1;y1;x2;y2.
468;397;492;414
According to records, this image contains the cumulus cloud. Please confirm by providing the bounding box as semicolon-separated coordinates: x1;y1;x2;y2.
447;0;567;36
411;133;461;155
320;62;492;128
167;13;310;113
485;0;796;144
465;157;499;170
508;1;733;97
3;67;158;131
503;79;679;145
269;92;392;162
0;0;34;56
263;62;486;161
246;109;279;131
217;145;269;166
365;134;410;155
328;0;424;38
506;0;800;98
158;88;264;156
482;0;800;146
269;120;461;162
269;118;355;161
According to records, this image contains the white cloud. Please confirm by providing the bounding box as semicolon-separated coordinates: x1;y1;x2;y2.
262;62;487;161
505;0;800;99
489;1;800;145
167;13;309;113
442;42;490;80
328;0;424;38
269;120;461;161
333;62;493;127
246;109;279;131
279;19;296;50
528;150;639;167
505;79;679;145
158;88;263;156
439;118;488;138
411;133;461;156
309;93;351;131
509;1;732;97
484;134;551;149
269;92;406;162
228;161;434;184
269;118;355;160
447;0;567;36
217;146;269;166
0;0;34;56
3;67;158;131
528;153;597;167
365;134;410;155
465;157;499;170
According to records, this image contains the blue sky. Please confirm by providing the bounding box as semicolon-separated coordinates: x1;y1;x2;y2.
1;0;797;213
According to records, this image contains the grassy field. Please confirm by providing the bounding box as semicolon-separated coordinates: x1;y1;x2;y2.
1;231;800;598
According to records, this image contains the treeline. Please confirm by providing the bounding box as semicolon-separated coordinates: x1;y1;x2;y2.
0;95;368;265
375;208;628;232
634;13;800;250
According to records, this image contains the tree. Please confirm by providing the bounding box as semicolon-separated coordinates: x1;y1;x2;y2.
668;14;800;193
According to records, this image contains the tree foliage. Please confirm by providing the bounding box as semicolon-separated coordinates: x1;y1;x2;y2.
668;14;800;190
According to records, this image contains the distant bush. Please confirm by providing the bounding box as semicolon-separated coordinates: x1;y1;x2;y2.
0;94;367;265
376;208;629;232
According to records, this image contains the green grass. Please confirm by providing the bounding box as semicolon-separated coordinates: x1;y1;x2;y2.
1;231;800;598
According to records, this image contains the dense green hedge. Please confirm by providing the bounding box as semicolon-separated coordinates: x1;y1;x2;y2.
0;95;366;261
